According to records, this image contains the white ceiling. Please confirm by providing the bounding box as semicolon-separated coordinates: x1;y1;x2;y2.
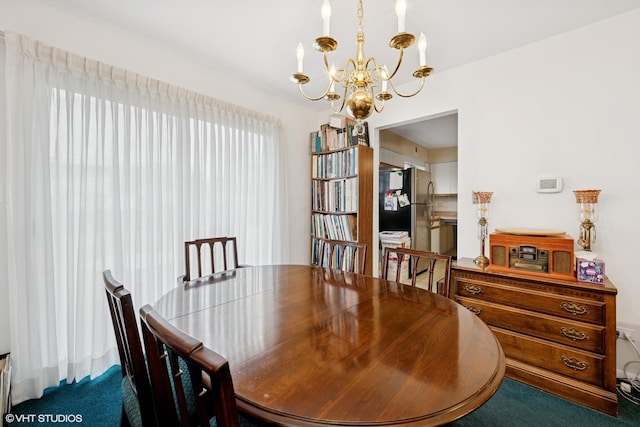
33;0;640;148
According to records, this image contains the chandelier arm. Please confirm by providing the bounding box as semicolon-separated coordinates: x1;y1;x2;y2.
332;57;358;84
322;51;331;72
364;56;379;71
387;76;426;98
385;48;406;81
296;82;332;102
365;56;384;86
331;83;349;114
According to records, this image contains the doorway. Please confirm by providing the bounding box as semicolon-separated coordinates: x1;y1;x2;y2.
377;112;458;259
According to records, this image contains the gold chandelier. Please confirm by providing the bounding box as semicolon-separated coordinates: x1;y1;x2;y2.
290;0;432;123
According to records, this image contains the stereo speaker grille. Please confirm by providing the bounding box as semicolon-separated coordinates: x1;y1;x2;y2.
492;245;507;266
553;250;572;274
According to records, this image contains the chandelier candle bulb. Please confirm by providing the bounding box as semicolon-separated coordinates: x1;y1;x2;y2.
296;43;304;73
418;32;427;66
321;0;331;36
396;0;407;33
381;66;389;92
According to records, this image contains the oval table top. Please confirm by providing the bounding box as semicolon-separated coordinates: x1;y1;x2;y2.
154;265;505;426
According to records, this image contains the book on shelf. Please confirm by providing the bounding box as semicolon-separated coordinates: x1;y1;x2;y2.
311;148;359;179
328;114;346;129
312;236;361;271
311;178;358;212
311;117;367;153
312;213;356;242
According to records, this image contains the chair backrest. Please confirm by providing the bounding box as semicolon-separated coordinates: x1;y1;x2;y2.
139;304;241;427
381;247;452;297
183;237;240;282
103;270;156;427
316;239;367;274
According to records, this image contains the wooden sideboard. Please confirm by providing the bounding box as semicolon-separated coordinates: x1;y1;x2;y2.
452;258;618;416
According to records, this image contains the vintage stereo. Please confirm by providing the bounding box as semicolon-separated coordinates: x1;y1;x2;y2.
489;231;575;280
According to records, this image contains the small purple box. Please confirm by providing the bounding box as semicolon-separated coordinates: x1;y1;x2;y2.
576;258;605;284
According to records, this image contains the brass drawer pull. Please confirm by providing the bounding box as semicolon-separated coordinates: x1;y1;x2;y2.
559;327;589;341
560;356;589;371
465;305;482;315
464;284;483;295
560;302;590;316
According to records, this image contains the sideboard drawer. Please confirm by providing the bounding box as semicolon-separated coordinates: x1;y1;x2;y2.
455;276;605;324
457;296;605;353
492;327;605;387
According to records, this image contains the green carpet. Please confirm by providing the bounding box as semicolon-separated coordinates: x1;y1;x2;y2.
458;378;640;427
8;366;640;426
7;365;121;426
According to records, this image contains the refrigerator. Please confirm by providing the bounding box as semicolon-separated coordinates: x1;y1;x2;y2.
379;167;435;273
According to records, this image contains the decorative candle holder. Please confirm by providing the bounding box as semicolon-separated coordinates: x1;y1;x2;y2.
573;189;601;251
473;191;493;267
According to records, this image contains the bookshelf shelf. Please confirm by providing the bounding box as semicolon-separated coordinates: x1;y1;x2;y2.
310;118;373;275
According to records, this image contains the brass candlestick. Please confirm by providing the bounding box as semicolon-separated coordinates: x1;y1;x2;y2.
573;189;601;251
473;191;493;268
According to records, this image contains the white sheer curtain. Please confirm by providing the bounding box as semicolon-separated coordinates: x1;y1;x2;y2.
1;31;289;404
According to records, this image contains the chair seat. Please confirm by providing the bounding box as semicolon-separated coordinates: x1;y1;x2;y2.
209;414;256;427
121;376;143;427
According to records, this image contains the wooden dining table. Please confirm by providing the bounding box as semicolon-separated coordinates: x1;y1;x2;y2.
153;264;506;426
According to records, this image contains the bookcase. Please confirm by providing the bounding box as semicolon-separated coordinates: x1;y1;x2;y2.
310;119;373;276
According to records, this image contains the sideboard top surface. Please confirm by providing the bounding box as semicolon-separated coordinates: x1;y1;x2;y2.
453;257;617;295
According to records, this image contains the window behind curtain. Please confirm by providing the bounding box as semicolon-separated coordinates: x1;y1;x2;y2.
2;31;288;404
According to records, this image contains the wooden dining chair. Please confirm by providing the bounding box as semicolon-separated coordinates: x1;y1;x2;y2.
103;270;156;427
381;247;452;297
139;304;255;427
181;236;245;282
315;239;367;274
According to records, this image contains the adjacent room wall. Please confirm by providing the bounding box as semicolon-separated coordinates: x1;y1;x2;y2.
379;130;432;164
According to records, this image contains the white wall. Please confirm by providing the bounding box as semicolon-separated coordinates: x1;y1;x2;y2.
0;0;315;353
2;0;639;373
366;8;640;371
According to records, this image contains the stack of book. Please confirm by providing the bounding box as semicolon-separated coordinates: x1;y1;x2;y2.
380;231;410;248
380;231;411;280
